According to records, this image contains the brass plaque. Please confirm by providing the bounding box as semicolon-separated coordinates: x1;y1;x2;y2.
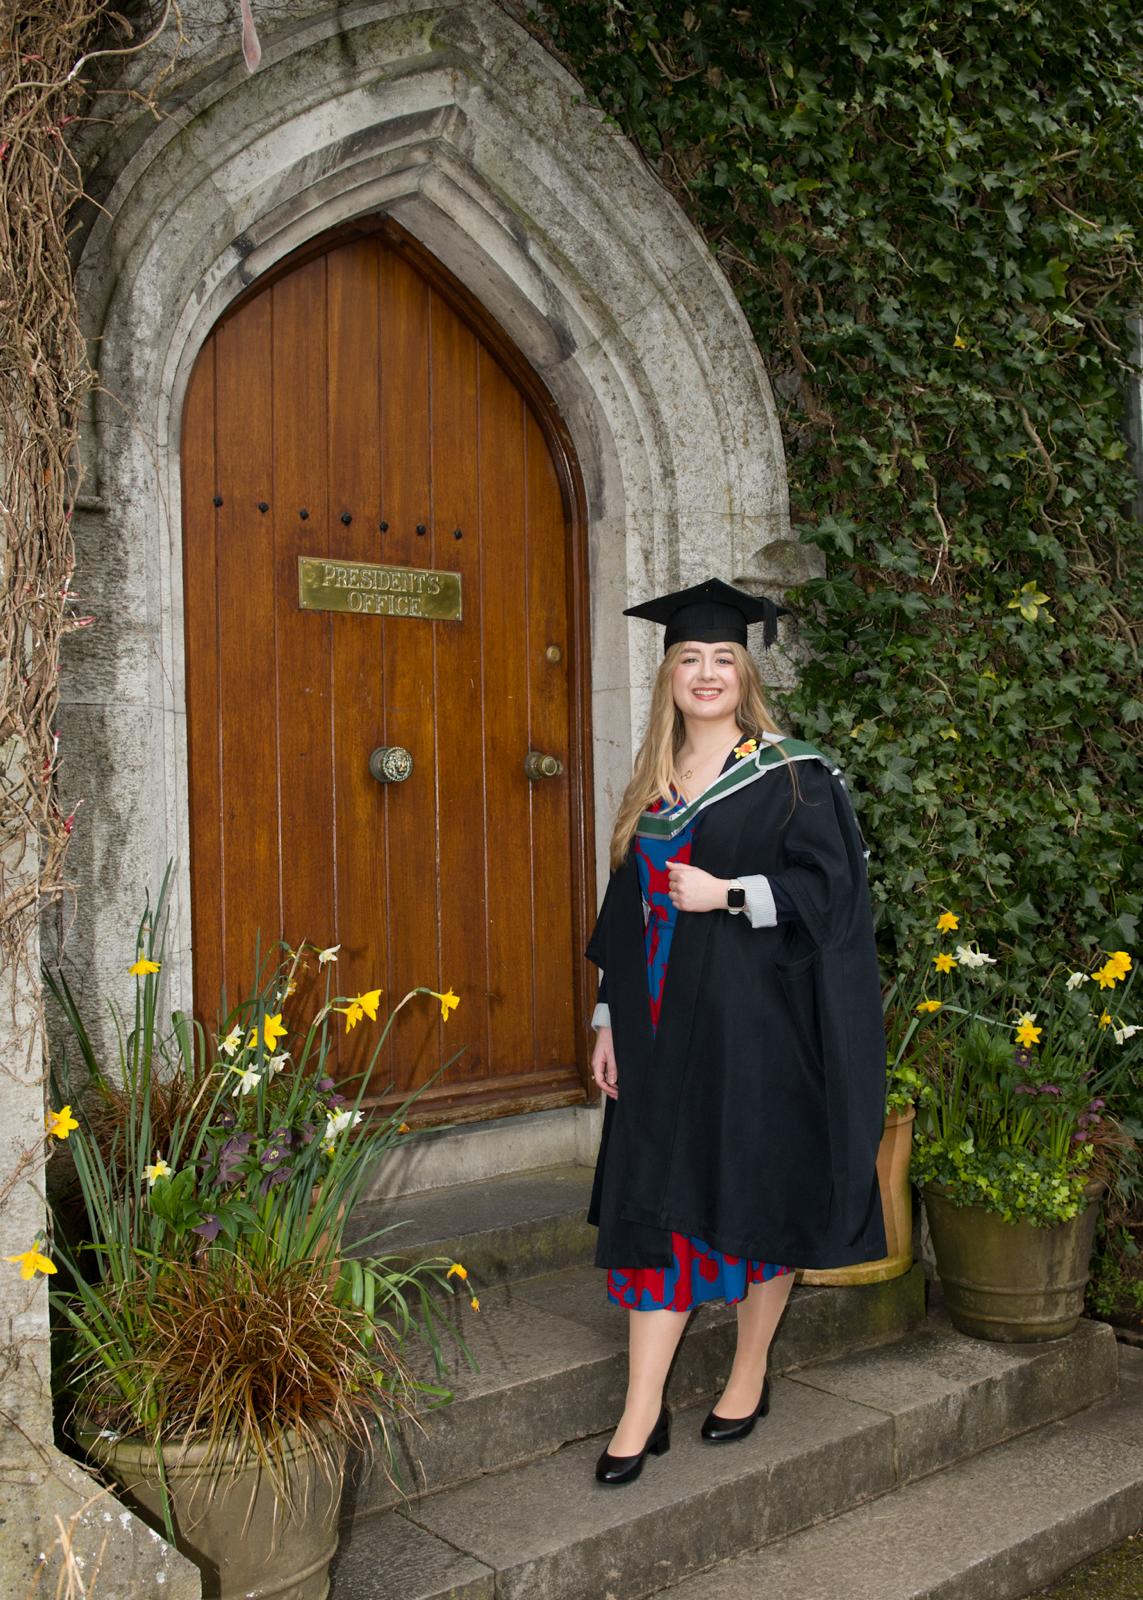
298;558;462;620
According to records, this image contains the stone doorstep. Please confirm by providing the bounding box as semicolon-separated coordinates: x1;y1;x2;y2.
344;1264;927;1515
330;1313;1119;1600
661;1344;1143;1600
345;1163;598;1287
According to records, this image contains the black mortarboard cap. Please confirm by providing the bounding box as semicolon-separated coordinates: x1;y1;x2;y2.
624;578;790;651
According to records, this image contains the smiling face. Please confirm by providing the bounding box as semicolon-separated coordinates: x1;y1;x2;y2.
670;640;742;725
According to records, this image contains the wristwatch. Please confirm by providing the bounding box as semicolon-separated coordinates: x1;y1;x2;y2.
726;880;746;914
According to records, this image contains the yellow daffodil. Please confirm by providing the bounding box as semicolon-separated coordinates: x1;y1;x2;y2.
469;1295;480;1312
936;912;959;933
433;989;460;1021
357;989;383;1022
342;1002;365;1033
1093;963;1122;990
129;952;161;976
1107;951;1132;977
144;1157;172;1187
397;1122;411;1135
262;1013;287;1051
915;999;943;1014
952;332;968;349
933;952;958;974
1014;1020;1041;1048
45;1105;79;1141
447;1262;468;1281
1098;1011;1113;1029
5;1246;56;1280
317;944;340;965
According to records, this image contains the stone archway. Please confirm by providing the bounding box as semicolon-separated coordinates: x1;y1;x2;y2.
63;0;791;1017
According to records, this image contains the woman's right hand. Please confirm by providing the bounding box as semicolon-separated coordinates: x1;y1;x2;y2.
591;1026;618;1101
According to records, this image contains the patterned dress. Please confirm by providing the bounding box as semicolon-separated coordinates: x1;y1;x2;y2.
606;788;793;1311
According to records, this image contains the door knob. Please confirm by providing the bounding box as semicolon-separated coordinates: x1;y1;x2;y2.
369;746;413;784
524;751;563;781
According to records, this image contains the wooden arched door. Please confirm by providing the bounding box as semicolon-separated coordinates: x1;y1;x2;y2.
180;220;593;1123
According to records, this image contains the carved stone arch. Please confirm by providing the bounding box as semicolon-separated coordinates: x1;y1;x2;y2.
64;0;792;1008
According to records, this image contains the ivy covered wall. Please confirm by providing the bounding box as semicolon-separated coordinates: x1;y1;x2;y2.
532;0;1143;967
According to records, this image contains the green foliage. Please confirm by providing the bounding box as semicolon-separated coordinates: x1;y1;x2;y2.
45;877;474;1518
535;0;1143;973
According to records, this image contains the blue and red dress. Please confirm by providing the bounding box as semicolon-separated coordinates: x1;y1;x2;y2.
606;790;793;1312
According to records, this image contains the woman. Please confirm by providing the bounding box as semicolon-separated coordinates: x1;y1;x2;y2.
587;578;887;1486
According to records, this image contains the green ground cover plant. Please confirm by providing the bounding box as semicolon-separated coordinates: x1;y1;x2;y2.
533;0;1143;1297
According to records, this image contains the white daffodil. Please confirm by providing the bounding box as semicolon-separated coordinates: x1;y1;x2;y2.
1015;1011;1037;1029
317;944;341;965
230;1066;262;1097
323;1108;362;1143
265;1053;290;1077
1065;971;1089;990
219;1027;243;1058
955;944;998;970
1112;1023;1140;1045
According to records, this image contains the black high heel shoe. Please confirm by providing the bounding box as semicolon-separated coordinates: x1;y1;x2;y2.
700;1374;770;1443
595;1403;671;1485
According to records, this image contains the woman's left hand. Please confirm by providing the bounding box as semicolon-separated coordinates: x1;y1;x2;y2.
667;861;729;914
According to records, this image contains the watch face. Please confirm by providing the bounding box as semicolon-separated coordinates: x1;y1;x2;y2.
727;886;746;909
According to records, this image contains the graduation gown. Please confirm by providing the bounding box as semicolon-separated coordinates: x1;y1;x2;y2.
586;739;888;1271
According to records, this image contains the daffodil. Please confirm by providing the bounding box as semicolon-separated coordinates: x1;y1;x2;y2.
247;1013;288;1052
1014;1020;1042;1048
357;989;383;1022
1065;971;1089;990
469;1295;480;1312
144;1157;172;1187
933;952;957;974
955;944;996;970
433;988;460;1021
397;1122;411;1135
220;1027;242;1058
915;999;943;1014
1112;1023;1140;1045
129;952;161;976
45;1105;79;1141
936;912;959;933
317;944;341;965
447;1262;469;1281
5;1246;56;1280
342;1002;364;1033
1106;951;1132;978
266;1053;289;1077
952;332;968;349
1098;1011;1113;1029
1093;963;1122;990
230;1067;262;1097
324;1108;362;1143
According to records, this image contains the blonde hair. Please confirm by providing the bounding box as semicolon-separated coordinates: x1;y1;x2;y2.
609;641;801;869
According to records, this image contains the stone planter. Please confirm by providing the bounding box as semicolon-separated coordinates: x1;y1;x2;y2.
81;1425;345;1599
924;1177;1104;1342
800;1105;915;1286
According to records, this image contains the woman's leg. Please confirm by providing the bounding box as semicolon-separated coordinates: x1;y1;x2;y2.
713;1271;795;1417
608;1307;689;1454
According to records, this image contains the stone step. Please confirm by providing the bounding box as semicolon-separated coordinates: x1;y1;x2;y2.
346;1163;597;1287
659;1342;1143;1600
330;1310;1119;1600
349;1262;927;1515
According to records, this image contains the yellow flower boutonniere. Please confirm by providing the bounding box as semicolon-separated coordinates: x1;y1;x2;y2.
733;739;758;760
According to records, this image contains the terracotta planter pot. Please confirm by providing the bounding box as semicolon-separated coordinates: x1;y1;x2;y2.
81;1424;345;1599
799;1105;916;1287
924;1176;1104;1342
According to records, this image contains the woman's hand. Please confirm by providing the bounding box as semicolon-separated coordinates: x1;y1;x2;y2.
667;861;729;914
591;1026;618;1100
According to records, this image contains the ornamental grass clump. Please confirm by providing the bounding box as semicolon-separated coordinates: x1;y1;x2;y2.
40;876;475;1523
894;910;1138;1226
